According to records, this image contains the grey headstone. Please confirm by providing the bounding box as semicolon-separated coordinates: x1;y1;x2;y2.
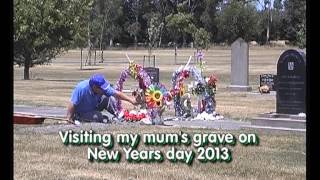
228;38;252;91
276;49;306;114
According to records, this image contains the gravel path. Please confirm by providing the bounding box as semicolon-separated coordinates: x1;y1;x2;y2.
14;104;251;131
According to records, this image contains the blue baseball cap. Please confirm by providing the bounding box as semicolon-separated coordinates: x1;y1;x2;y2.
89;74;110;90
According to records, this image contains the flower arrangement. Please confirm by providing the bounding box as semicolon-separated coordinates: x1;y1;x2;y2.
115;57;171;122
171;56;219;117
192;74;218;96
259;85;270;94
145;83;169;108
123;109;147;122
115;61;151;112
171;65;205;116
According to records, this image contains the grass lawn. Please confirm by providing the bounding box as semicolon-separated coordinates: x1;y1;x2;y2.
14;47;306;179
14;121;306;180
14;47;289;120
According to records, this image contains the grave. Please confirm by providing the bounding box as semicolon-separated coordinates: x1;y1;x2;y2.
258;74;277;93
249;49;306;132
228;38;252;91
143;55;160;84
276;49;306;114
143;67;159;84
259;74;277;91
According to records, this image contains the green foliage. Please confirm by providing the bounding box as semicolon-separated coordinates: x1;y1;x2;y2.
200;0;220;38
14;0;307;72
14;0;93;79
216;1;259;44
296;21;306;49
193;28;211;50
147;13;164;49
127;22;141;38
283;0;306;47
165;12;194;43
87;0;123;49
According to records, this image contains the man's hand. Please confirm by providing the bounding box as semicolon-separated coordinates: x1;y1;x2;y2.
66;102;75;124
66;119;75;124
115;90;141;106
130;98;139;106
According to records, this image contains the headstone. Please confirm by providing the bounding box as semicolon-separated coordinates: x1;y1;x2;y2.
276;49;306;114
260;74;277;91
228;38;252;91
143;67;160;83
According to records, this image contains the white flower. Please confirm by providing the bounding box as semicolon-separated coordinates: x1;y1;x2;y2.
129;110;137;115
140;109;148;114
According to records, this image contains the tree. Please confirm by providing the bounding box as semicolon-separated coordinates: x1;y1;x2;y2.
147;13;164;58
296;18;306;49
165;12;194;47
14;0;93;80
269;0;286;41
263;0;271;43
125;0;143;48
126;22;141;46
200;0;221;42
148;0;173;47
193;28;211;50
216;1;259;44
283;0;306;47
103;0;123;47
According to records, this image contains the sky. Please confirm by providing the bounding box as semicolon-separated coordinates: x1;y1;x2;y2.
255;0;275;11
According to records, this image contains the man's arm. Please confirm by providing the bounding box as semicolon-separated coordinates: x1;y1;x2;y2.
66;102;76;122
114;90;139;105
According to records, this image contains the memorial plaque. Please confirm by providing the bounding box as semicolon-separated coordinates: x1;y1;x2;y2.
143;67;160;83
260;74;277;91
276;49;306;114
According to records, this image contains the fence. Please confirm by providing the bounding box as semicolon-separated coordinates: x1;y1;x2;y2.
78;48;229;69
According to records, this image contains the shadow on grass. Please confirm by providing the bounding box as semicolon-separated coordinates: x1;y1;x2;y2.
79;67;105;70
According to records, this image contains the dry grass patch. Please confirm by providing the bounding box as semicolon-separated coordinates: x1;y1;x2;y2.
14;124;305;180
14;47;289;118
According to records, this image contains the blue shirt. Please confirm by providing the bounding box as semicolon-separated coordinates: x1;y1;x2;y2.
70;80;116;114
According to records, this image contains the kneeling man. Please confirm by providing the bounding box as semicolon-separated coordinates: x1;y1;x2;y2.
66;74;138;123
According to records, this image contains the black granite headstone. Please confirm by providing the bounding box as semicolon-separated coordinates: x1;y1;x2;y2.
276;49;306;114
260;74;277;91
143;67;160;83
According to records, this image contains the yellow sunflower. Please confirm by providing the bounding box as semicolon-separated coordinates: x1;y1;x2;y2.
179;84;185;97
145;84;165;108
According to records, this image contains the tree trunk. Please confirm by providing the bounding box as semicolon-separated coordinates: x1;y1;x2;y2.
134;35;137;49
266;25;270;44
158;26;163;47
182;34;186;47
24;57;30;80
87;23;91;65
266;9;270;43
99;17;105;52
109;39;113;47
158;36;162;47
134;15;138;49
266;3;271;44
80;48;83;70
148;47;152;66
174;43;177;65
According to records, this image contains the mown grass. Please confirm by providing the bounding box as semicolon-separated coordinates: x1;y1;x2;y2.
14;123;305;180
14;47;305;179
14;47;284;120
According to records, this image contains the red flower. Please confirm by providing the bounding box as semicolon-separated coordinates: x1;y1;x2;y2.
182;70;189;78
